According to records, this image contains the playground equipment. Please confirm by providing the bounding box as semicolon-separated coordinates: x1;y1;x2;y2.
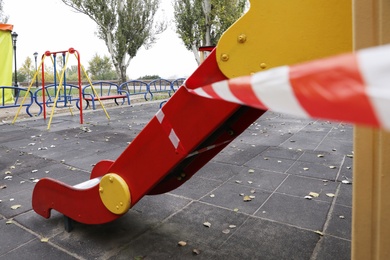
13;48;110;129
32;0;352;226
0;24;14;104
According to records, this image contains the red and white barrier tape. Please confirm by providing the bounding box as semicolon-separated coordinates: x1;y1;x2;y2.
188;44;390;130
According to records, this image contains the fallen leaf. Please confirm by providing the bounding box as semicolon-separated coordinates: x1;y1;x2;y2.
0;185;6;189
309;192;320;198
209;194;215;198
339;215;345;219
243;196;252;202
326;193;335;198
229;225;237;229
304;195;313;200
192;249;201;255
222;229;230;234
233;208;239;212
317;154;324;158
11;205;21;210
314;230;324;236
4;176;12;180
248;169;255;174
247;181;253;184
203;222;211;228
235;180;242;184
249;195;256;199
6;220;12;224
329;166;337;169
178;241;187;247
342;180;351;184
303;168;309;171
347;154;353;158
250;189;256;194
40;237;49;243
4;171;11;174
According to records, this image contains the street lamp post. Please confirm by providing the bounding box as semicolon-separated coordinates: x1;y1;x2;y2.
11;32;18;96
33;52;38;88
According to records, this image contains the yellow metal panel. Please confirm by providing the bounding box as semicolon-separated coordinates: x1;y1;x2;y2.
0;24;14;103
99;173;131;215
216;0;352;78
353;0;390;259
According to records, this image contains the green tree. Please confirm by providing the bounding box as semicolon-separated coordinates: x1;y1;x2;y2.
173;0;247;64
138;74;160;80
60;0;166;83
87;54;117;80
0;0;8;23
18;57;35;83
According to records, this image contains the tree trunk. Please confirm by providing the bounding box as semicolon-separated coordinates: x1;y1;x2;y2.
203;0;212;46
191;44;201;65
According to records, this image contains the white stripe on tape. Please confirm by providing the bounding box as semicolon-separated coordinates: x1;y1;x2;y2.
192;87;213;99
251;66;308;117
358;45;390;129
212;80;244;104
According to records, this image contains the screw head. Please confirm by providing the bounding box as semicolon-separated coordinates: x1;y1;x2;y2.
221;53;230;62
237;34;247;43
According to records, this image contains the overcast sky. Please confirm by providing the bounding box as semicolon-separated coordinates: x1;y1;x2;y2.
3;0;198;79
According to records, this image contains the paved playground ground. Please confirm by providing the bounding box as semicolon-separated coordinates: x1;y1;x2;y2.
0;101;352;259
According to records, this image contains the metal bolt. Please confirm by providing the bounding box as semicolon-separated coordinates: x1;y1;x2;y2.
181;173;186;178
99;187;104;193
228;130;235;136
260;63;267;69
109;176;114;183
237;34;247;43
221;53;229;62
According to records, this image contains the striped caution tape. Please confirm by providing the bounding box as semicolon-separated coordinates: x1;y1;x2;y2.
188;44;390;130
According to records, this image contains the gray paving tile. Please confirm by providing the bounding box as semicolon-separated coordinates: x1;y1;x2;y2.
338;156;353;182
280;132;329;150
0;219;36;256
157;202;249;249
0;238;77;260
336;183;352;207
315;137;353;155
245;155;296;173
200;183;271;214
214;143;268;166
50;211;155;260
14;210;67;239
0;189;34;218
196;161;243;182
287;160;340;181
131;193;191;222
260;146;304;160
325;204;352;240
218;217;319;260
228;167;287;192
109;222;218;260
276;175;339;203
298;150;345;165
169;175;223;200
315;236;351;260
258;193;331;230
